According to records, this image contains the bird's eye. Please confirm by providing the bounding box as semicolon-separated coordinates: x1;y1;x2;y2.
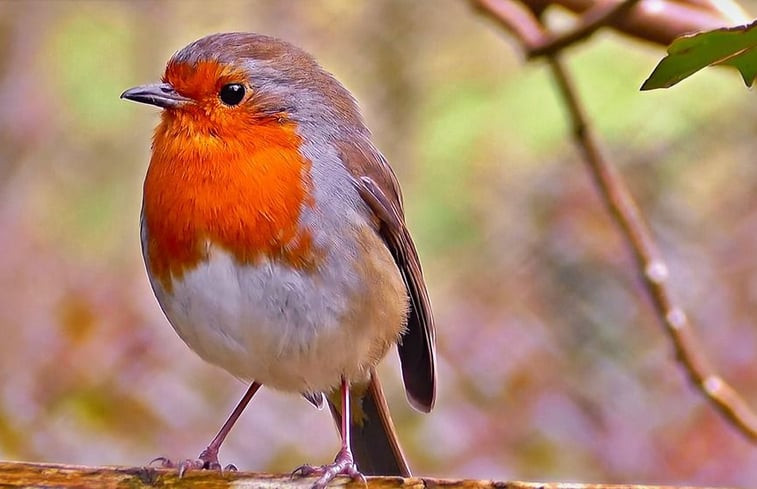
219;84;245;106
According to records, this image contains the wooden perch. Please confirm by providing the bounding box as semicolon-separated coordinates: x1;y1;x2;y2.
0;461;737;489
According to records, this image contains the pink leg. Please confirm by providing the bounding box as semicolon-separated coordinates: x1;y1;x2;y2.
153;381;261;475
292;378;365;489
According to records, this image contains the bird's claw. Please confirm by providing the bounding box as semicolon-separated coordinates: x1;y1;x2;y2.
147;448;234;477
292;449;366;489
149;456;174;468
291;464;316;477
178;459;207;477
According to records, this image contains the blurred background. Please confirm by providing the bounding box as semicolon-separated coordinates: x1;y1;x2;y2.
1;0;757;485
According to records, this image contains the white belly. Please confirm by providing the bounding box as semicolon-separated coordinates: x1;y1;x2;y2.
148;233;407;394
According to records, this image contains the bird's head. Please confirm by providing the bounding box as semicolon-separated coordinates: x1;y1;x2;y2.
121;32;365;140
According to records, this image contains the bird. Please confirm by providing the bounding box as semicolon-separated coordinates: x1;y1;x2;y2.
120;32;436;488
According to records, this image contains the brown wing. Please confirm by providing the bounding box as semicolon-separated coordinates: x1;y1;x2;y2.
338;140;436;412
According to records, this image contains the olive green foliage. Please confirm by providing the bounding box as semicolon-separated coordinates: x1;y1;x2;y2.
642;19;757;89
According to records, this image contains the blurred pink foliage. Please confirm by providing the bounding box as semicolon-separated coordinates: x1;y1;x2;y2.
0;0;756;485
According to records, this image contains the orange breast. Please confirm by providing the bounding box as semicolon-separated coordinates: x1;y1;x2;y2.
143;113;317;291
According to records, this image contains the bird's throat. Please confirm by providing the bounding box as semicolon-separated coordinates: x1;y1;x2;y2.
143;117;318;291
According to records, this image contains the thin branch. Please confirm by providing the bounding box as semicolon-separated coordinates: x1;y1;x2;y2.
471;0;547;50
470;0;735;60
527;0;643;58
521;0;745;46
546;56;757;441
674;0;750;24
471;0;757;442
471;0;644;58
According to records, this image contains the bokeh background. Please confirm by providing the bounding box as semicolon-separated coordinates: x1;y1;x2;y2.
1;0;757;485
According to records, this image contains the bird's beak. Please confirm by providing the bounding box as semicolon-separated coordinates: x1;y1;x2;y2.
120;82;192;109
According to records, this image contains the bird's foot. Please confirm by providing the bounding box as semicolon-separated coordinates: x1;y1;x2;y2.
292;448;365;489
150;447;237;476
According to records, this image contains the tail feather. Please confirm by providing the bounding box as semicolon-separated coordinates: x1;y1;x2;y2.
328;371;410;477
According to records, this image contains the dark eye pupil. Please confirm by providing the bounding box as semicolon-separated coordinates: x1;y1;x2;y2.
219;84;245;106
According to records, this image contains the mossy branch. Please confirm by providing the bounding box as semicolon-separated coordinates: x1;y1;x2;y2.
0;461;737;489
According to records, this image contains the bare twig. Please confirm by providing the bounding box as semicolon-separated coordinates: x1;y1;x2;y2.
527;0;643;58
521;0;746;46
546;56;757;441
471;0;757;442
472;0;547;49
675;0;749;24
471;0;644;58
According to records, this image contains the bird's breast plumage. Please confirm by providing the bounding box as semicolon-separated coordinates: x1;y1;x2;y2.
141;119;408;393
143;115;319;292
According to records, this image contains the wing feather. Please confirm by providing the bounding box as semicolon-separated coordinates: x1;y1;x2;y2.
338;140;436;412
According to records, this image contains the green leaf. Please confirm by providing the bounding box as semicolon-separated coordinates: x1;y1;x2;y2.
722;47;757;85
641;19;757;90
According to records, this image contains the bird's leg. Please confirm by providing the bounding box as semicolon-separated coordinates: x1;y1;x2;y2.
193;381;262;471
153;381;261;475
292;377;365;489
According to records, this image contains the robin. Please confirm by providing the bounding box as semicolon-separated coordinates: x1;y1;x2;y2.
121;32;436;488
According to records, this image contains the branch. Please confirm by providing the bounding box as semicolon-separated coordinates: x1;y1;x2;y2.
0;461;743;489
471;0;644;57
545;56;757;441
471;0;547;50
476;0;747;52
661;0;748;25
471;0;757;442
527;0;643;58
